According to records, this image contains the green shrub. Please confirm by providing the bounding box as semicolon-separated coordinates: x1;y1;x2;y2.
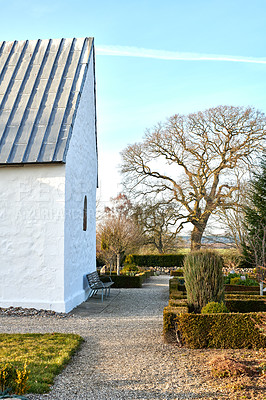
126;254;185;268
225;273;259;286
169;290;187;300
225;285;260;294
163;310;266;348
201;301;229;314
0;361;30;395
230;277;241;285
101;273;150;288
170;269;184;276
225;294;264;300
121;264;140;274
183;250;225;313
163;306;189;342
225;299;266;313
169;278;179;291
168;299;188;308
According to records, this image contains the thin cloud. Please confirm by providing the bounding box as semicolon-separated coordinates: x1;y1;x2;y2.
96;45;266;65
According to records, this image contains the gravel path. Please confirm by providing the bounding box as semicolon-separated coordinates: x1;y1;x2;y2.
0;275;223;400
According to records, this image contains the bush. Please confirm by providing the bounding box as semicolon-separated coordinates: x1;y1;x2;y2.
183;250;225;313
126;254;185;268
163;310;266;348
0;361;30;395
225;299;266;313
168;299;188;308
230;277;242;285
201;301;229;314
170;269;184;276
225;273;259;286
225;285;260;294
121;264;140;274
169;290;186;300
101;271;152;288
225;294;264;300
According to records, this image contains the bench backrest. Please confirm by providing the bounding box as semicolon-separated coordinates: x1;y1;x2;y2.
86;271;103;289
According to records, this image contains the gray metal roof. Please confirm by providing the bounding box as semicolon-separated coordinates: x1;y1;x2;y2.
0;37;94;164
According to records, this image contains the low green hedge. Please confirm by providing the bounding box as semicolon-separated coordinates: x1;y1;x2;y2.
225;299;266;313
170;269;184;277
100;270;152;288
169;290;187;300
225;294;264;300
127;254;185;268
163;309;266;348
101;274;143;288
169;278;186;294
225;284;260;293
168;299;188;307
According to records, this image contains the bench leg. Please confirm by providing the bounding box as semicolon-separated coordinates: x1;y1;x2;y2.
101;289;104;302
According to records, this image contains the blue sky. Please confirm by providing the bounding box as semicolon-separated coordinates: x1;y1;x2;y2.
1;0;266;203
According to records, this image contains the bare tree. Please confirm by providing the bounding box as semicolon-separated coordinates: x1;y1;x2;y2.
216;176;250;250
97;194;142;274
133;201;182;253
121;106;266;250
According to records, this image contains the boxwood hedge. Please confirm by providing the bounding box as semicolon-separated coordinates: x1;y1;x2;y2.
225;299;266;313
100;270;152;288
163;308;266;348
127;254;185;268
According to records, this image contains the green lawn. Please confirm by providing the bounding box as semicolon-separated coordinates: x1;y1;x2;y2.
0;333;83;394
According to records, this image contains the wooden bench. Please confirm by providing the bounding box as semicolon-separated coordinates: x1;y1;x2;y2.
86;271;113;302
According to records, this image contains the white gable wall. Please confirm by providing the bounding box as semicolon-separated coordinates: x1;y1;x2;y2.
0;164;66;311
64;55;97;312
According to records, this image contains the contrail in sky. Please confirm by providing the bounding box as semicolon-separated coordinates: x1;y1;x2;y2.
96;45;266;65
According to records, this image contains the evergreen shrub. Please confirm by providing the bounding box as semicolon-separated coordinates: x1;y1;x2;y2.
225;285;260;294
168;299;188;308
100;270;152;288
126;254;185;268
224;273;259;286
163;310;266;348
170;269;184;276
225;299;266;313
201;301;229;314
183;250;224;313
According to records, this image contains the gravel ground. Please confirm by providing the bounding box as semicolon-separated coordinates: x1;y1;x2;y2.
0;275;263;400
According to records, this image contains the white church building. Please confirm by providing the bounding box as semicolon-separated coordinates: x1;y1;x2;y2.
0;37;97;312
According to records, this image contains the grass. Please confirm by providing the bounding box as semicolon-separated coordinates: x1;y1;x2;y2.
0;333;83;394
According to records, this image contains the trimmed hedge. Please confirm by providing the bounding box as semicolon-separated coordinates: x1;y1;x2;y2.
170;269;184;277
168;299;188;308
225;294;264;300
127;254;185;268
169;278;186;294
100;270;152;288
225;285;260;293
225;299;266;313
163;309;266;348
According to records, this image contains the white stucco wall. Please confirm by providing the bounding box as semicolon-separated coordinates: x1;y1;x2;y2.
0;52;97;314
64;55;97;312
0;164;66;311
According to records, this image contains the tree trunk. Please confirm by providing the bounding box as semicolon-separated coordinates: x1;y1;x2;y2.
116;253;121;275
190;223;207;251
